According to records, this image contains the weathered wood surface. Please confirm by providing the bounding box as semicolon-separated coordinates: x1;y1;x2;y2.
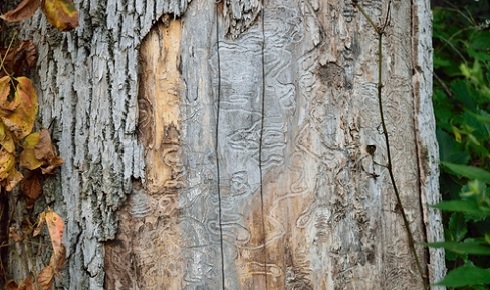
412;0;447;285
13;0;444;289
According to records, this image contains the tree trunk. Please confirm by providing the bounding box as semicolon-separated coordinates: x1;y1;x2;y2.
11;0;445;289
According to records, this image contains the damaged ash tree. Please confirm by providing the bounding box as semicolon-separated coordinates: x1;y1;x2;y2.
10;0;444;289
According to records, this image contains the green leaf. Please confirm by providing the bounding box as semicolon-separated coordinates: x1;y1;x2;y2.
435;264;490;287
436;130;470;165
442;162;490;183
471;110;490;126
470;31;490;49
425;241;490;256
431;200;490;217
451;79;479;110
469;31;490;58
471;285;489;290
434;55;452;69
448;212;468;242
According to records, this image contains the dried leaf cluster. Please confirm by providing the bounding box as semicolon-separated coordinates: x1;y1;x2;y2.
0;46;63;201
1;0;79;31
7;210;66;290
0;0;78;288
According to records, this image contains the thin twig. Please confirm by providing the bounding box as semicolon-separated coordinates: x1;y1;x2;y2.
0;32;16;78
434;71;454;99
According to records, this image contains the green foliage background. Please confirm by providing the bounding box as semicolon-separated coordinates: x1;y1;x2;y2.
431;0;490;288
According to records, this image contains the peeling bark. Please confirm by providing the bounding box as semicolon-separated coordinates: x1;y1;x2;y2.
10;0;444;289
223;0;262;38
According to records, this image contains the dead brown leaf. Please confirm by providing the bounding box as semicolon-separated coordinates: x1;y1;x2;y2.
35;129;63;174
34;129;56;160
5;280;18;290
9;226;23;242
20;171;43;209
45;210;64;255
33;211;46;237
49;243;66;273
36;265;54;290
5;278;34;290
0;41;37;78
0;0;41;23
36;242;65;290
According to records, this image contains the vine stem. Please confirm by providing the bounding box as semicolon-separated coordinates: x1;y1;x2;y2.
0;32;17;78
353;2;428;289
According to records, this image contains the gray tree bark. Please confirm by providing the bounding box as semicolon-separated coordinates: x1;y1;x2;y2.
10;0;445;289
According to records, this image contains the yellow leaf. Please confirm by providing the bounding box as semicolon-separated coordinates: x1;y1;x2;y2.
0;76;11;103
0;149;15;180
41;0;78;31
23;131;40;149
0;77;38;139
0;121;15;153
20;132;43;170
19;148;43;170
0;120;4;139
2;168;23;191
20;130;63;173
0;149;21;192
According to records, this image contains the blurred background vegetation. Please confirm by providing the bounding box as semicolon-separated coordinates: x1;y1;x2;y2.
430;0;490;288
